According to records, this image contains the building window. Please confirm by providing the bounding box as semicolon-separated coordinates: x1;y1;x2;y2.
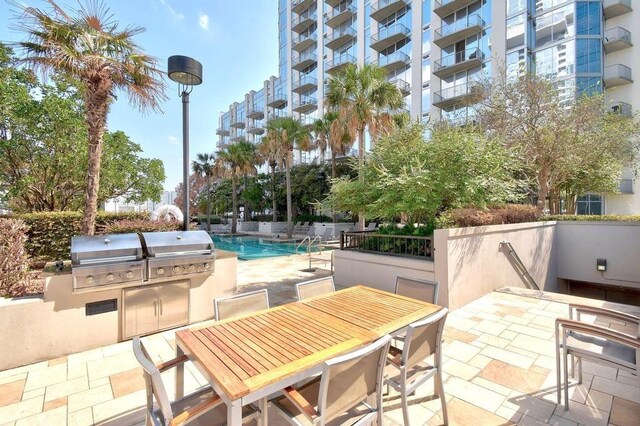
535;5;575;49
576;39;601;74
576;2;601;36
576;77;602;96
421;83;431;113
507;0;527;16
506;14;526;50
576;194;602;215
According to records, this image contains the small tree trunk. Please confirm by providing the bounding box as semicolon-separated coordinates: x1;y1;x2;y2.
81;84;110;235
206;174;211;232
331;151;337;223
286;151;293;239
271;163;277;222
357;128;366;231
231;176;238;234
536;167;550;215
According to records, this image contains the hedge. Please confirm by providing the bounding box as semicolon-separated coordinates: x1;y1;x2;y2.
0;219;30;297
436;205;540;229
0;211;150;262
541;214;640;222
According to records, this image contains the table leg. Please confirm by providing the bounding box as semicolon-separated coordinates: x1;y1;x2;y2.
176;346;184;399
228;399;243;426
259;397;268;426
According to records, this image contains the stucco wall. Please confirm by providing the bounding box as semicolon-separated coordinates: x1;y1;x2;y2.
333;250;436;298
556;221;640;290
0;254;237;371
434;222;558;310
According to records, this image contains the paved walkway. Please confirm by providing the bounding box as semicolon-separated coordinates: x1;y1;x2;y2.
0;258;638;425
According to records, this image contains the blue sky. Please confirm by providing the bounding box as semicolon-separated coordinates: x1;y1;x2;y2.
0;0;279;191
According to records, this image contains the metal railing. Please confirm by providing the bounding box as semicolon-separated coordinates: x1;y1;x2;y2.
434;47;483;71
340;231;433;260
434;14;484;42
372;51;409;68
371;23;410;45
499;241;540;290
604;27;632;45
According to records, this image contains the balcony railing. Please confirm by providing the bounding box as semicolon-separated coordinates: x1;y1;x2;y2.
433;48;483;77
246;106;264;120
325;26;357;50
340;231;433;260
292;0;315;14
604;64;633;88
292;12;317;33
370;0;409;22
292;97;318;113
292;52;318;71
215;127;230;136
370;23;410;51
609;101;632;117
293;75;319;93
391;78;410;95
603;0;632;19
292;32;318;52
372;51;410;71
433;0;477;18
433;14;484;48
247;123;264;135
433;83;483;109
230;117;245;128
325;4;356;28
266;92;287;108
326;53;356;74
604;27;632;53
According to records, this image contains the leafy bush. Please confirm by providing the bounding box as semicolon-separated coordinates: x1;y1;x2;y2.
195;215;223;225
0;219;30;297
541;215;640;222
294;214;332;224
436;205;539;228
102;219;182;234
376;223;435;236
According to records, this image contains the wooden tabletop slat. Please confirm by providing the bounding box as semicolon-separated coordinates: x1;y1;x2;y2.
177;285;442;400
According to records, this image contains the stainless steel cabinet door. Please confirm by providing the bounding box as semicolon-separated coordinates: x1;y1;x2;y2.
158;281;190;330
123;286;159;339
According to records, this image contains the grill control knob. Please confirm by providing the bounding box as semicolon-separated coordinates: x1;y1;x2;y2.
157;267;165;275
189;264;195;272
173;266;180;273
86;276;94;284
106;273;114;282
125;271;134;279
204;263;210;269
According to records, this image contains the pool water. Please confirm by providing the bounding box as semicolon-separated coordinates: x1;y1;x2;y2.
212;235;317;260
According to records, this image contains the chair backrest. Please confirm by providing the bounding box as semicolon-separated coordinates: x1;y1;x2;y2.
296;277;336;301
318;334;392;423
402;308;448;370
322;228;333;239
395;275;439;305
214;289;269;321
132;337;174;423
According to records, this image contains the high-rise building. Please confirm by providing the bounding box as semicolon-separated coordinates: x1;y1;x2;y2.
217;0;638;214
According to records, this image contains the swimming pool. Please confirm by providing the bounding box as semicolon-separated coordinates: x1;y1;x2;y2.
212;235;316;260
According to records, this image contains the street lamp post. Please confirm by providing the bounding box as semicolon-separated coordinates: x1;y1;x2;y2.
168;55;203;231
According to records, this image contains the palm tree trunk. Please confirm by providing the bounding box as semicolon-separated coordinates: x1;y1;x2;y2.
231;176;238;234
81;86;110;235
331;151;337;224
357;128;366;231
206;174;211;232
271;163;277;222
286;151;293;239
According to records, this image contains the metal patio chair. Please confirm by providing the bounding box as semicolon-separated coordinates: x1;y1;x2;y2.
132;337;258;426
385;308;449;426
555;304;640;410
214;289;269;321
271;334;392;426
296;277;336;301
395;275;440;305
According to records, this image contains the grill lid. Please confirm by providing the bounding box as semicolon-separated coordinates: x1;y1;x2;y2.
71;233;143;265
141;230;214;257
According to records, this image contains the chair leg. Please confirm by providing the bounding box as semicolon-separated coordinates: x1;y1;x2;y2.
436;369;448;426
570;354;575;378
563;351;570;410
555;341;561;405
577;357;583;385
401;384;411;426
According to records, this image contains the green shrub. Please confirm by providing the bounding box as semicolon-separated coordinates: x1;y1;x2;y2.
437;204;539;228
102;219;182;234
294;214;332;223
0;219;30;297
541;214;640;222
195;215;222;225
376;222;435;237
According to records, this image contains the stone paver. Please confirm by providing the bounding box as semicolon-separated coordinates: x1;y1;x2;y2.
0;255;638;425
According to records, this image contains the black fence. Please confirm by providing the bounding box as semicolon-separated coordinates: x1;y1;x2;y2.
340;231;433;260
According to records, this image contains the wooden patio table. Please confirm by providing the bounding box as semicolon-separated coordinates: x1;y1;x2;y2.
175;285;442;425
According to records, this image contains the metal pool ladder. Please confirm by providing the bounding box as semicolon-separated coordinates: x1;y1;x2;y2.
297;236;325;271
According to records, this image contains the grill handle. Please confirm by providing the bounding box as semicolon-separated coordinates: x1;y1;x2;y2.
153;300;157;317
159;299;163;316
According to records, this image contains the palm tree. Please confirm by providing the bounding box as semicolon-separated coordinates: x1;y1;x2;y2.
15;1;166;235
192;153;216;232
264;117;312;239
216;140;258;234
258;136;284;222
326;63;403;230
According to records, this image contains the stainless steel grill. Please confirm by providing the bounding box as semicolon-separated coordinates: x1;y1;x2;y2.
70;230;216;293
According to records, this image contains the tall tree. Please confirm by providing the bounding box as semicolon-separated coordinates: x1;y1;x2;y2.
15;1;165;234
264;117;312;238
258;135;284;222
192;153;216;232
217;140;258;234
326;63;403;230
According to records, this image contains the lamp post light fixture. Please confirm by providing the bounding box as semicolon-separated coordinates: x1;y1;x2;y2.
168;55;203;231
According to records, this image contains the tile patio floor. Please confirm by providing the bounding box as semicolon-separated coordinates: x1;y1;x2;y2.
0;255;638;425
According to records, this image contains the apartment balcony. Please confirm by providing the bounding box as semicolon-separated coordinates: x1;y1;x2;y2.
230;117;245;129
370;23;410;52
325;0;342;7
325;53;356;74
292;12;317;34
325;4;356;28
216;127;230;136
292;0;315;14
292;97;318;114
292;52;318;71
293;75;319;94
299;115;317;128
217;140;229;149
370;0;408;22
604;64;633;88
247;123;264;135
433;14;484;48
603;0;632;19
325;26;357;50
433;0;477;18
230;134;246;142
391;78;411;95
292;32;318;52
433;48;483;78
609;101;632;117
266;92;287;108
604;27;632;53
246;106;264;120
372;51;410;73
433;83;483;109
